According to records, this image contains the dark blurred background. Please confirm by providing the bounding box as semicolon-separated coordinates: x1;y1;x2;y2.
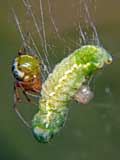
1;0;120;160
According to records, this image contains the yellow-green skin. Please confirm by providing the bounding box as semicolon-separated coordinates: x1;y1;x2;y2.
12;54;40;81
32;45;112;143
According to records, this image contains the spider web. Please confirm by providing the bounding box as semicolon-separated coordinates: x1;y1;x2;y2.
11;0;100;73
10;0;112;106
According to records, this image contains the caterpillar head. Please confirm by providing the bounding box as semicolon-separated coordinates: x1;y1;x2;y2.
76;45;112;69
93;46;112;68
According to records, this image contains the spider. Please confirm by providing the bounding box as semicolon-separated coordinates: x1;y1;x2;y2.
11;48;41;127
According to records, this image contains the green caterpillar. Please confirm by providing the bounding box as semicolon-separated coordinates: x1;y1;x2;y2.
32;45;112;143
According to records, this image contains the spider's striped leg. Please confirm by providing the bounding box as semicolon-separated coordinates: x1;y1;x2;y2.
22;89;38;106
13;82;31;128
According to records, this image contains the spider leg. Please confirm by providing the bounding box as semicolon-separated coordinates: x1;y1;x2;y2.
25;91;40;98
16;81;39;106
22;90;38;106
13;82;31;128
14;82;22;102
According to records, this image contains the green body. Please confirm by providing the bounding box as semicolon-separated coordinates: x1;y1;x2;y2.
32;45;112;143
13;54;40;80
